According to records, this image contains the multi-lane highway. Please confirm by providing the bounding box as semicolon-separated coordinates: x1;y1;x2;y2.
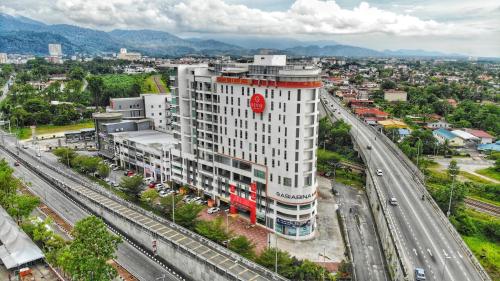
0;139;181;281
321;90;489;281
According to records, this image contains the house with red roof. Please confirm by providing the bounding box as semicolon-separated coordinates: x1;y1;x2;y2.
354;107;389;123
464;129;495;144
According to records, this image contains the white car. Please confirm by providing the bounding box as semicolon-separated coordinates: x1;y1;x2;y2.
389;197;398;206
207;207;220;214
155;183;165;190
376;169;383;176
159;190;169;198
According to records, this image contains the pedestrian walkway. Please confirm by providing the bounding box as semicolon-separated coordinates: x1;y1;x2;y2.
199;176;345;272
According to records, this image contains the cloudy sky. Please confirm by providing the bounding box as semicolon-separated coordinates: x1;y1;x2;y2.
1;0;499;56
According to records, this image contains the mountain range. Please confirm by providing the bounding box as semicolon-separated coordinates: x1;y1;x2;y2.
0;13;464;58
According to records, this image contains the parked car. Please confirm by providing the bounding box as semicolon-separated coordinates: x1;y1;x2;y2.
376;169;383;176
367;145;372;150
183;195;194;202
159;190;169;198
155;183;165;190
112;166;120;171
104;178;110;183
14;162;20;166
143;177;154;184
207;207;220;214
389;197;398;206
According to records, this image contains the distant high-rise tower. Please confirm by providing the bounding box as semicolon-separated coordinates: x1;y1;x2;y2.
0;53;7;64
48;44;63;64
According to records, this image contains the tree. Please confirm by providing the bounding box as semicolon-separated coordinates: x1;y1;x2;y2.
69;66;86;81
160;194;184;218
0;159;18;208
87;76;104;109
97;163;110;179
140;189;159;203
228;236;255;260
78;156;101;175
431;182;468;216
447;160;460;180
381;80;396;90
59;216;121;281
295;259;333;281
119;175;143;200
195;217;229;244
53;147;77;167
256;248;296;278
174;203;203;229
7;194;40;222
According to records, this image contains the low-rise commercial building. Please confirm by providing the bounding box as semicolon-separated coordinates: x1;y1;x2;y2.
111;130;176;182
108;94;172;132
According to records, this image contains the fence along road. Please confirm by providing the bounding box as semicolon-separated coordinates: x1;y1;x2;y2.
0;134;286;281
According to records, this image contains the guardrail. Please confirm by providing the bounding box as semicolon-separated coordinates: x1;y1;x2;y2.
323;96;491;281
321;100;408;280
0;138;286;281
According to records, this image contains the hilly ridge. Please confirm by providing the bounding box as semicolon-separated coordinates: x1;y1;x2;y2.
0;12;465;58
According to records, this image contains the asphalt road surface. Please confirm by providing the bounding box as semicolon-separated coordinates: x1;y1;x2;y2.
321;91;487;281
0;139;181;281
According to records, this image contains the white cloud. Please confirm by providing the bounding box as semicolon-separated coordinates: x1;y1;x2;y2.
170;0;463;36
1;0;484;36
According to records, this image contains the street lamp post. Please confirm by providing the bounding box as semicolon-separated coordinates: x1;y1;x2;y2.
446;175;456;217
415;137;422;168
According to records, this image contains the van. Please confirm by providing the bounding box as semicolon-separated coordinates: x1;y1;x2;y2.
415;268;426;280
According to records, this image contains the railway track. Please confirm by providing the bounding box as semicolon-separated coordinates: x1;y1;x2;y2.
464;198;500;217
20;185;139;281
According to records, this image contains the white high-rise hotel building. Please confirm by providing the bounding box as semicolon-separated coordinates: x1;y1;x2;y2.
171;55;321;240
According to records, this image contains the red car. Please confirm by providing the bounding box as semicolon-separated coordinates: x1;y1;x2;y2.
148;182;156;188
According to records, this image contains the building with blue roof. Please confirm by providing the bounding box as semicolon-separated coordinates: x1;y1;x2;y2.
432;128;465;147
477;141;500;152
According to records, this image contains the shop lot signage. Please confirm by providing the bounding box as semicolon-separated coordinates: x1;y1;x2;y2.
275;192;315;200
276;217;311;227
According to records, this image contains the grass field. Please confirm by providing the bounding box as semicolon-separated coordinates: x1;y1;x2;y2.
463;236;500;280
459;171;496;184
461;210;500;280
476;167;500;182
143;75;161;93
15;121;94;140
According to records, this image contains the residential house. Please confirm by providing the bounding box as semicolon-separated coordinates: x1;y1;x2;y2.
354;107;389;124
433;128;464;147
427;120;451;130
464;129;494;144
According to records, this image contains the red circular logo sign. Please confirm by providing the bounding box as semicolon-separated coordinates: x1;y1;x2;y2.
250;93;265;113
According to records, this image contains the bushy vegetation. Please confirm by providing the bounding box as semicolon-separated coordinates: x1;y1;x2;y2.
0;159;40;222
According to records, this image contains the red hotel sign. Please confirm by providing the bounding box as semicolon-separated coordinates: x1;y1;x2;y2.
250;94;265;113
229;183;257;224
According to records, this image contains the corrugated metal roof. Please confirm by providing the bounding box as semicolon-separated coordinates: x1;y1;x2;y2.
0;207;44;269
